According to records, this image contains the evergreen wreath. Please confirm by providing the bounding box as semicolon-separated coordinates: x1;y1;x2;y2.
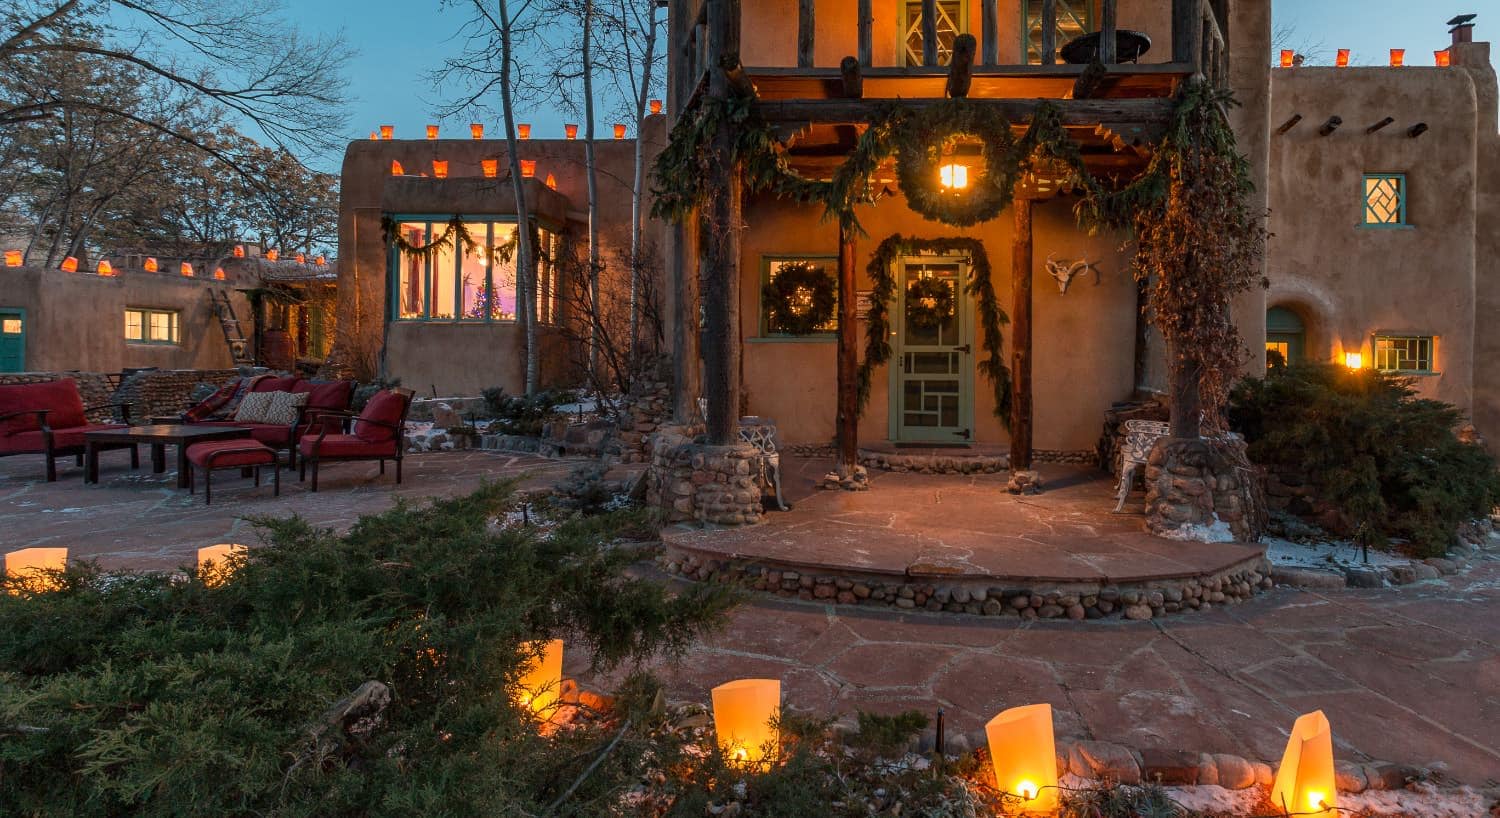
894;103;1017;227
904;276;955;331
761;261;836;335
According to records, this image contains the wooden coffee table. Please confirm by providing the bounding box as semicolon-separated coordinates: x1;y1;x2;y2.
85;425;253;488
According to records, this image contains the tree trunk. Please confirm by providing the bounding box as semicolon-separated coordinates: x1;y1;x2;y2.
1169;343;1202;439
498;0;538;395
1009;197;1033;471
702;0;742;445
628;2;660;367
835;219;858;476
583;0;602;383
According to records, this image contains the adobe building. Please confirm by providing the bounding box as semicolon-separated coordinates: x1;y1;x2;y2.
1265;19;1500;437
328;121;668;396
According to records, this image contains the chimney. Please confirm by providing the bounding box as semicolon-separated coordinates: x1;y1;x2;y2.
1448;13;1476;45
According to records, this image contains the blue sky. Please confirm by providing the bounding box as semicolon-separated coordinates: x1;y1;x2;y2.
294;0;1487;171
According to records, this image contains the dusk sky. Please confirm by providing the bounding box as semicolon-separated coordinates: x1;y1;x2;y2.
293;0;1490;171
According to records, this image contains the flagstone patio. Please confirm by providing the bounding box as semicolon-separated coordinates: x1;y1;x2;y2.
0;449;579;571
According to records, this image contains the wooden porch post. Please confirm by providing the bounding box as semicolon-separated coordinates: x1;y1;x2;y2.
836;219;859;474
1099;0;1117;64
797;0;815;67
1009;197;1034;471
702;0;743;446
1172;0;1202;68
1040;0;1056;64
858;0;872;66
921;0;938;66
981;0;998;65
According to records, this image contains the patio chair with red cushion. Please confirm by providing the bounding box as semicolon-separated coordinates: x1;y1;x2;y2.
0;378;135;481
298;387;414;491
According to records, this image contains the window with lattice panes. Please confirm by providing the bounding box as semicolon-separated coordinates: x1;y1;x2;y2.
902;0;965;66
1374;334;1434;373
1023;0;1091;64
1362;173;1406;226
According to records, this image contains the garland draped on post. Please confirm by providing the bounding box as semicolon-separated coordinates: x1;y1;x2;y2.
859;236;1010;426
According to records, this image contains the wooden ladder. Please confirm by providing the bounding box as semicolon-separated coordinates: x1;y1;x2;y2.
208;290;254;365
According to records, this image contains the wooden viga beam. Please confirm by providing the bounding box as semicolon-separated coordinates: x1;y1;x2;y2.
754;98;1174;128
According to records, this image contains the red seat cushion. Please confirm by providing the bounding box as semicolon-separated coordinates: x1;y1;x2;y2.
186;440;276;468
0;379;87;436
238;423;293;447
0;424;127;453
252;375;301;393
292;379;354;411
353;390;408;443
300;433;397;458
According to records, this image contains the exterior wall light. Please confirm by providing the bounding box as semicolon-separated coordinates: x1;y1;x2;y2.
233;245;245;258
1279;49;1294;68
520;159;536;178
613;123;627;139
97;260;114;276
197;544;246;586
985;703;1058;812
4;250;21;267
432;160;449;179
180;262;194;277
60;256;78;272
5;547;67;593
565;123;578;139
213;268;226;280
940;164;969;189
1272;711;1337;818
518;123;531;139
1435;50;1451;67
482;159;498;178
369;131;378;140
379;125;393;140
649;99;663;115
315;255;327;266
1389;48;1405;67
426;125;439;140
391;160;404;176
711;678;780;766
1336;49;1350;67
295;253;306;264
545;173;557;190
143;257;158;272
1345;351;1363;369
515;638;564;720
266;249;279;261
471;123;484;139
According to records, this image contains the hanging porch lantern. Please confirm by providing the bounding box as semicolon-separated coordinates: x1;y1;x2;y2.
426;124;439;139
482;158;498;178
379;125;394;140
515;638;564;719
518;123;531;139
233;244;245;258
1435;50;1451;67
1272;711;1336;817
1336;49;1350;67
96;259;114;276
391;160;405;176
613;123;626;139
520;159;536;178
432;160;449;178
60;256;78;272
711;678;780;765
471;123;484;139
213;267;226;280
143;257;158;272
544;173;557;190
197;543;246;587
565;123;578;139
4;250;21;267
1389;48;1405;67
985;703;1058;812
180;262;194;277
940;163;969;190
5;547;67;593
649;99;663;115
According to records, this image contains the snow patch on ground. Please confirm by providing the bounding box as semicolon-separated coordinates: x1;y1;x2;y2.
1265;536;1410;570
1340;785;1492;817
1161;516;1237;543
1164;784;1264;815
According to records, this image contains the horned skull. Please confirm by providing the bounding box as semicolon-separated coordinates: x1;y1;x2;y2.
1044;253;1101;294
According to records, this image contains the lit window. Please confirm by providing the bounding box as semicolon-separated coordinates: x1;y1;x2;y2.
1023;0;1091;64
389;216;554;323
1373;334;1434;373
902;1;964;66
762;256;838;336
2;318;21;334
1362;174;1406;226
125;308;179;345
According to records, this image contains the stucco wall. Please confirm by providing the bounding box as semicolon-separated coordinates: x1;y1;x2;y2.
0;266;251;373
1267;64;1484;414
738;192;1138;450
334;117;668;395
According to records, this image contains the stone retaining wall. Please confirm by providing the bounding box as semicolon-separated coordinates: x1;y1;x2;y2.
645;427;763;526
0;372;117;422
1145;436;1267;543
113;368;241;421
660;549;1271;621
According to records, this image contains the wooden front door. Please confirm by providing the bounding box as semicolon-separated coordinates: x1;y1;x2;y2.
891;256;972;443
0;308;24;373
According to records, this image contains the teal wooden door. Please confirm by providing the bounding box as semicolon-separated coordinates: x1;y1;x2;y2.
891;257;973;443
0;309;24;373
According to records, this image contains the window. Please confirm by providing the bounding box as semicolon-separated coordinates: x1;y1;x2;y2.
1362;173;1406;226
761;256;838;337
1023;0;1091;64
125;308;179;345
901;0;964;67
389;216;559;324
1374;334;1435;373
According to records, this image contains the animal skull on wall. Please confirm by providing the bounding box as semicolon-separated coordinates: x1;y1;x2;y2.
1044;253;1101;294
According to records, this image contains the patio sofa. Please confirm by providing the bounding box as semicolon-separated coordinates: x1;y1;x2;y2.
0;378;135;481
174;374;355;469
298;387;414;491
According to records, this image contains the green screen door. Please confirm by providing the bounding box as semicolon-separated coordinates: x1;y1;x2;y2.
892;257;972;443
0;309;24;373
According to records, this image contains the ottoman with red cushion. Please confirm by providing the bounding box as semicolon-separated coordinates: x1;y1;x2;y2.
184;439;280;504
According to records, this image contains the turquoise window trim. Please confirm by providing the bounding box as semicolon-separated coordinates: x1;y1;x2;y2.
1372;332;1436;374
759;253;840;339
124;307;180;346
387;213;534;323
1361;173;1407;227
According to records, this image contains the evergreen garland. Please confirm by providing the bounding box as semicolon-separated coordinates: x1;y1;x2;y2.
380;215;541;268
761;261;837;335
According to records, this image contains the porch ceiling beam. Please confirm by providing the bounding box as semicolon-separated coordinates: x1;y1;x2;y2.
754;97;1173;128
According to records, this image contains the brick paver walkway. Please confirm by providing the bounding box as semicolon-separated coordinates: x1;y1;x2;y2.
0;449;577;571
621;562;1500;786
